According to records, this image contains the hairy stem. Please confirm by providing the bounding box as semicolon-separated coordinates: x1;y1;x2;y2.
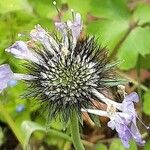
70;111;85;150
0;102;24;147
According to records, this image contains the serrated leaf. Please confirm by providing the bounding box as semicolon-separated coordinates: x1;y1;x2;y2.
143;91;150;115
0;0;32;14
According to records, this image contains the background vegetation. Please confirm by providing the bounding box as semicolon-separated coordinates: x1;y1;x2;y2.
0;0;150;150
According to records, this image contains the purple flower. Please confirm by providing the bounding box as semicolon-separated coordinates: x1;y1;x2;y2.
30;24;59;54
0;64;14;92
108;112;145;148
82;91;145;148
67;12;82;40
5;41;38;63
55;12;82;48
122;92;139;115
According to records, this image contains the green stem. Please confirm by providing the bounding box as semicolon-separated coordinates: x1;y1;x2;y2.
0;103;24;147
70;111;85;150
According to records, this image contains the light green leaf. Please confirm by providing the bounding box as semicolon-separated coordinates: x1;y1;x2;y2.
0;0;32;14
87;20;129;51
143;91;150;115
21;121;46;147
66;0;91;18
129;140;137;150
118;27;150;70
89;0;130;19
21;121;72;149
28;0;58;19
109;139;126;150
95;143;107;150
134;3;150;24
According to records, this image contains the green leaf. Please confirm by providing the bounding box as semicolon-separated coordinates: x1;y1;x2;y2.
144;141;150;150
0;0;32;14
109;139;126;150
89;0;130;19
66;0;91;18
21;121;46;149
143;91;150;115
129;140;137;150
21;121;72;149
141;54;150;69
118;27;150;70
28;0;58;19
134;3;150;24
95;143;107;150
87;20;129;50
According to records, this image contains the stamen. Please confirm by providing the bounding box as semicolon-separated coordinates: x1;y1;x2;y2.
136;115;149;130
53;1;61;20
91;88;122;110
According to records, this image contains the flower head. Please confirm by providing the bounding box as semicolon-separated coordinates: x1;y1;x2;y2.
1;11;121;122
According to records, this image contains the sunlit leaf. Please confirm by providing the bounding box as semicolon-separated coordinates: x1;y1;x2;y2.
118;27;150;70
87;20;129;51
0;0;32;14
134;3;150;24
89;0;130;19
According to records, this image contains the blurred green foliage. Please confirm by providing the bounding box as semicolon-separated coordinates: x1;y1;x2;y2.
0;0;150;150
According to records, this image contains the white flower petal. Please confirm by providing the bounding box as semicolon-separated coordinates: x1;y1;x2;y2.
14;73;35;80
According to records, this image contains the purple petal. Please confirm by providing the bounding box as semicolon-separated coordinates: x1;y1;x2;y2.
30;24;47;41
108;113;145;148
125;92;139;103
55;22;68;48
67;13;82;39
30;24;59;53
5;41;38;63
130;118;145;146
55;22;67;36
0;64;14;92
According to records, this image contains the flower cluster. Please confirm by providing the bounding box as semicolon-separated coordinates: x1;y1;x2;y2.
0;10;146;148
82;91;147;148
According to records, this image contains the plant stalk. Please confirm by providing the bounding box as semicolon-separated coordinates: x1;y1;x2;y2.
0;102;24;147
70;111;85;150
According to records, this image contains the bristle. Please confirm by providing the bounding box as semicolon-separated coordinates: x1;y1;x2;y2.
25;35;116;121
